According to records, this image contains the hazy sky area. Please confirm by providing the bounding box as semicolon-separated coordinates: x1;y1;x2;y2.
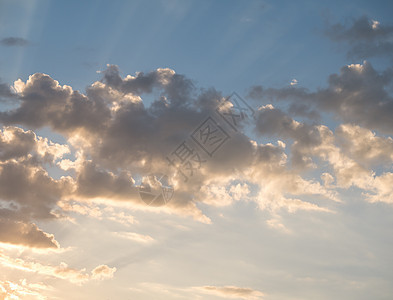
1;0;393;299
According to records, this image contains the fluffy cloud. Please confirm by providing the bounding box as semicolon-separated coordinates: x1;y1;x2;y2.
335;123;393;166
0;220;59;248
0;67;295;222
91;265;117;280
0;126;72;248
2;73;111;132
251;101;393;209
364;172;393;204
0;63;392;244
0;126;69;162
249;61;393;135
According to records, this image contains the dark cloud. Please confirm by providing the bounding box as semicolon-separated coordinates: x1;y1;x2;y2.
0;80;15;101
287;103;320;121
254;105;326;169
1;63;391;231
0;67;226;176
0;160;71;220
0;37;29;47
76;161;138;199
0;67;261;224
325;16;393;60
255;106;322;146
0;73;111;132
101;65;194;106
249;61;393;135
0;219;59;248
0;126;71;247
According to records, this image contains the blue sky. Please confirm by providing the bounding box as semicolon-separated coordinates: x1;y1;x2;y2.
1;1;393;299
1;0;392;93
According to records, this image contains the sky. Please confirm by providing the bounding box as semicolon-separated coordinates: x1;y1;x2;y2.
0;0;393;299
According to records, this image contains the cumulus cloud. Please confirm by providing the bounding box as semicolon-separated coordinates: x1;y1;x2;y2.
2;73;111;132
0;126;69;162
248;61;393;135
1;67;291;222
364;172;393;204
253;103;391;192
0;63;392;243
0;126;72;248
335;124;393;167
91;264;117;280
325;15;393;60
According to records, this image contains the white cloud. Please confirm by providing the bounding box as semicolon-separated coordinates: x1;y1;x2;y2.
0;251;116;285
113;231;154;243
194;285;265;299
91;264;117;280
0;279;49;300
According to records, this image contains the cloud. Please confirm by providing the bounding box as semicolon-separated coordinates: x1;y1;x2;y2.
325;16;393;60
335;123;393;167
0;279;48;300
0;80;16;101
364;172;393;204
251;101;393;204
0;252;116;284
0;67;249;222
0;220;59;248
3;73;111;131
194;285;264;299
0;37;29;47
91;264;117;280
290;79;298;86
0;126;72;248
0;126;69;162
133;283;265;299
0;148;72;221
0;252;88;284
75;161;138;199
0;64;392;237
248;61;393;135
113;231;154;243
253;104;379;191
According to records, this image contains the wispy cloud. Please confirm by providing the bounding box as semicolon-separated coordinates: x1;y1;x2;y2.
193;285;265;299
0;37;29;47
0;251;116;284
325;16;393;60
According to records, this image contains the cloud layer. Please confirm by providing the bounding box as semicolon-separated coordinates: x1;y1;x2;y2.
0;56;392;257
